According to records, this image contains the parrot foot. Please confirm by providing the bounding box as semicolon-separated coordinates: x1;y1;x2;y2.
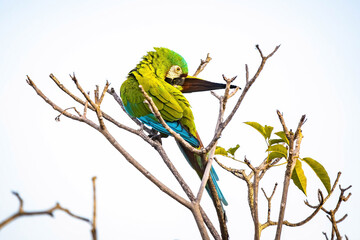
148;132;168;145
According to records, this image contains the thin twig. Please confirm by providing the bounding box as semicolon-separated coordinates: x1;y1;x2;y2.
26;76;191;209
204;45;280;154
91;177;97;240
0;192;90;230
108;84;220;239
49;74;153;136
275;112;306;240
27;75;223;240
321;184;351;239
261;183;278;223
99;81;109;105
139;85;202;154
70;74;107;130
193;53;212;77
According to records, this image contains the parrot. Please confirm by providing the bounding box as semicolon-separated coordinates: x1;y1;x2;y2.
120;47;236;208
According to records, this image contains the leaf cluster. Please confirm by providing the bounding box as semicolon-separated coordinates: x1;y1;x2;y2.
215;122;331;195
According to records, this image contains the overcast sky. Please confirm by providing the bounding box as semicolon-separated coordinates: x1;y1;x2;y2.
0;0;359;239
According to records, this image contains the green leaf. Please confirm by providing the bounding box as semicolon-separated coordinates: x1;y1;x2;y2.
244;122;267;139
291;159;307;195
268;152;285;161
264;125;274;139
302;157;331;194
267;144;288;158
275;131;289;145
227;144;240;156
268;139;285;146
215;146;228;156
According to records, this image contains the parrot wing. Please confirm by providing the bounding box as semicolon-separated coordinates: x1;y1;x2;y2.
121;73;200;147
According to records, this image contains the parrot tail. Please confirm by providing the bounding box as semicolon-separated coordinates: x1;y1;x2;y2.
176;140;228;207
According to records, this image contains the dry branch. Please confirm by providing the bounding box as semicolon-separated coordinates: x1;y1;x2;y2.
193;53;212;77
26;76;191;209
0;178;98;240
25;45;280;240
275;112;306;240
321;184;351;239
204;45;280;154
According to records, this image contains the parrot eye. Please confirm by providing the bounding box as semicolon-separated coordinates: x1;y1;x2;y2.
166;65;183;79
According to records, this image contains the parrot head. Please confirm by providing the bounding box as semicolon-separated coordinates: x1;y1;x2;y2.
144;47;237;93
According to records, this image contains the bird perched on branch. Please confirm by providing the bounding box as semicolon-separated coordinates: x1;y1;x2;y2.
120;47;235;208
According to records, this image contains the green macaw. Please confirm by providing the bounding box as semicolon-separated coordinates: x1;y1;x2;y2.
120;47;235;207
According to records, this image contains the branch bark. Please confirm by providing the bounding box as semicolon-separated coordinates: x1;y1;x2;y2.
0;177;98;240
275;111;306;240
25;45;281;240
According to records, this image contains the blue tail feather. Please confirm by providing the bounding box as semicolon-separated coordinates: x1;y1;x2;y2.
137;114;200;147
176;142;228;207
209;166;228;206
126;106;227;207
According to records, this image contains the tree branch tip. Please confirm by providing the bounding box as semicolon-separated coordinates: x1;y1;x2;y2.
70;73;77;82
26;75;33;85
343;193;352;201
318;190;324;202
340;185;352;191
337;214;348;223
107;87;115;94
11;191;20;197
255;44;264;58
211;90;221;100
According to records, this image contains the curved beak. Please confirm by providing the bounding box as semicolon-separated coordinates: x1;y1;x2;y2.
176;76;238;93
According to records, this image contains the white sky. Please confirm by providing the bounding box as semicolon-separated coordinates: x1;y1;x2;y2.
0;0;359;239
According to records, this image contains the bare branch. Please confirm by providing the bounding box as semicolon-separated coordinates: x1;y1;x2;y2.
196;156;214;203
214;157;246;180
50;74;150;137
276;110;291;140
275;113;306;240
204;45;281;154
193;53;212;77
55;107;82;121
0;192;90;230
210;90;221;100
256;44;264;58
229;86;240;98
190;203;210;240
70;74;107;130
26;46;281;240
283;172;342;227
260;183;278;230
321;183;352;239
138;85;202;155
91;177;97;240
99;81;109;105
336;214;348;224
26;76;191;210
27;75;224;240
245;64;249;84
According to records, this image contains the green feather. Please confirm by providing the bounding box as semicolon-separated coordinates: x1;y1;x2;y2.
121;48;194;132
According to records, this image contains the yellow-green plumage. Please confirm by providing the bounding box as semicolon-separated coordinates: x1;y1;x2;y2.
120;47;227;206
121;48;197;138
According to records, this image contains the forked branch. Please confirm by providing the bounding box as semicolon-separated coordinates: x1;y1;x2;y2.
25;45;280;240
0;178;97;240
